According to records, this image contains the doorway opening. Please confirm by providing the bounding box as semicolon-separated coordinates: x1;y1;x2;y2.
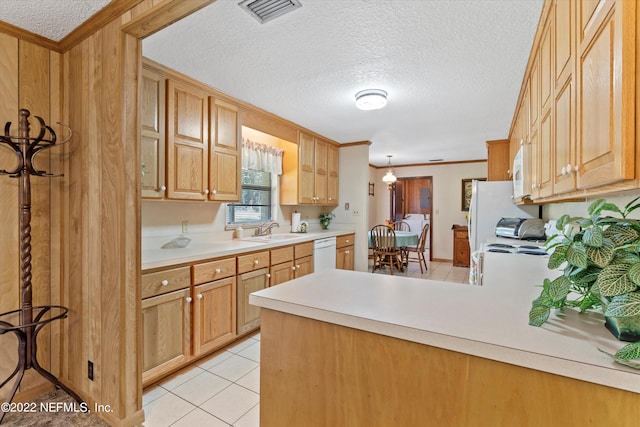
389;176;433;261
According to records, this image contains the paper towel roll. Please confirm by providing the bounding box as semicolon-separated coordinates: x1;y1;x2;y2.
292;212;301;232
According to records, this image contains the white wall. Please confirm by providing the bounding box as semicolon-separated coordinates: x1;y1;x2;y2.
543;191;640;221
372;161;487;261
336;144;371;272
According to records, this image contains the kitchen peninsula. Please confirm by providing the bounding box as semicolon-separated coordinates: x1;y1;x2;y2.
250;268;640;426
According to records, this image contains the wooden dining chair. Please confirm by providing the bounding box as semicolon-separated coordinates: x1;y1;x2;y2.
370;225;403;275
393;221;411;232
403;223;429;273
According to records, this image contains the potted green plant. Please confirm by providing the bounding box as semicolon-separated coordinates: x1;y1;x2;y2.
319;212;335;230
528;197;640;367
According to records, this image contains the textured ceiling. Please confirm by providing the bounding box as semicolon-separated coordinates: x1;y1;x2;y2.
144;0;543;166
0;0;543;167
0;0;110;41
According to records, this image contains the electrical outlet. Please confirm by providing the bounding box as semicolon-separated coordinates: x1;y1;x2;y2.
88;361;94;381
181;220;189;234
352;210;359;216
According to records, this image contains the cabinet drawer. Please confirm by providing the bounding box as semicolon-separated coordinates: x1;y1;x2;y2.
271;246;294;265
237;251;270;274
454;230;468;240
192;258;236;285
336;234;355;248
142;266;191;299
295;242;314;259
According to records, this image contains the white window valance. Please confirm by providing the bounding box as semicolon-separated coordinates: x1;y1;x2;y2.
241;138;284;175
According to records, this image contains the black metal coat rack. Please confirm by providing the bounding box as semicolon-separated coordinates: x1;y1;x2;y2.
0;109;83;423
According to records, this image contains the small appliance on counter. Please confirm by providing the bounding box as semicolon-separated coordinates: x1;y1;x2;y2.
495;218;546;240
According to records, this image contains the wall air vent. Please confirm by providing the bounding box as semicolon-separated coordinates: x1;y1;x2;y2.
239;0;302;24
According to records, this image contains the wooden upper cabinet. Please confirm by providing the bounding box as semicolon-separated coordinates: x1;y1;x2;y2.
486;139;510;181
294;131;338;205
209;98;240;202
314;138;328;204
327;144;339;205
141;67;166;199
298;131;316;204
576;0;636;189
553;0;577;195
166;79;209;200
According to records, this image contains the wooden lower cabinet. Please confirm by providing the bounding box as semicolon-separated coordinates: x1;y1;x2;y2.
237;268;270;334
193;277;236;356
142;288;191;384
294;242;314;278
336;234;355;270
270;246;295;286
336;246;354;270
259;309;640;427
453;226;470;267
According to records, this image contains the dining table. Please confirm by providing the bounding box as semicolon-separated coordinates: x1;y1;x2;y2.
367;230;419;248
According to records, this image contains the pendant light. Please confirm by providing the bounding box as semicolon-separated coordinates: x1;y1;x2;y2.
382;155;397;188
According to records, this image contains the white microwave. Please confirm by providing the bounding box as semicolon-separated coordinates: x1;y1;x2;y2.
512;145;524;199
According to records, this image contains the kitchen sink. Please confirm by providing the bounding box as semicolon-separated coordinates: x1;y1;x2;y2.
244;233;302;242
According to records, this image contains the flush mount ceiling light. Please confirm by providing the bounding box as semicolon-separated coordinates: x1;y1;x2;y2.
355;89;388;111
382;155;397;187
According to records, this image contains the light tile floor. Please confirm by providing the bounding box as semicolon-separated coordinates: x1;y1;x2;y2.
142;258;469;426
369;250;471;284
142;335;261;427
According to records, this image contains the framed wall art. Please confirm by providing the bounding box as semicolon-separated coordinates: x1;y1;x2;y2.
461;178;486;211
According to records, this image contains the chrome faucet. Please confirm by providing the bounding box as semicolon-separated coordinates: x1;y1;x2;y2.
254;222;279;236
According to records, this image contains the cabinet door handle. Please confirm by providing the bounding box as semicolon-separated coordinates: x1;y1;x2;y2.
266;273;271;278
561;166;567;176
254;259;259;265
186;297;193;303
203;189;210;194
291;266;296;270
345;250;350;254
161;280;169;286
212;189;217;194
197;294;203;299
215;268;221;274
345;240;350;243
296;264;301;269
159;185;166;191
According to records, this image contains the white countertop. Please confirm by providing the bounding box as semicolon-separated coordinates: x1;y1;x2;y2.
142;229;354;271
249;263;640;394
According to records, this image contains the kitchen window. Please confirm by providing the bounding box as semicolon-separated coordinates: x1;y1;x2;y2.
227;169;273;224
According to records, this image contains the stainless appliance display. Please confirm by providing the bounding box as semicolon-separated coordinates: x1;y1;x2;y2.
494;218;546;240
467;180;539;254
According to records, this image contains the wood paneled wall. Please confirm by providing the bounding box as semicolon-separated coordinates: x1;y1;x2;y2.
0;1;215;425
0;33;62;402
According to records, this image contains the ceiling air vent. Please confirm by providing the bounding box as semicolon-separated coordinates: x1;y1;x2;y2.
239;0;302;24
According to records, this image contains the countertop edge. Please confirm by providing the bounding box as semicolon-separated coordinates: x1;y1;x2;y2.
142;229;355;271
249;284;640;395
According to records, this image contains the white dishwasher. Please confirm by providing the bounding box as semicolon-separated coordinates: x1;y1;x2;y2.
313;237;337;272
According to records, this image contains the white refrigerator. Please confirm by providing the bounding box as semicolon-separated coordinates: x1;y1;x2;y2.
467;180;539;254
